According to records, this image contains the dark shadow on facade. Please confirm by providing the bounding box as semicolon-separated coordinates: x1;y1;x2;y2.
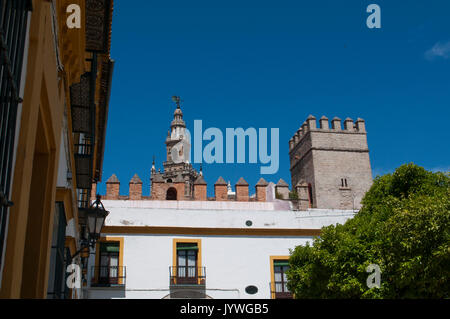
166;187;177;200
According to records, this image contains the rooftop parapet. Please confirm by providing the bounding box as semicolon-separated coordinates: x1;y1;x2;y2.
101;173;292;204
235;177;249;202
289;137;295;151
331;117;341;130
355;118;366;132
290;115;367;151
306;115;317;130
106;174;120;199
344;117;354;131
319;116;329;129
129;174;143;200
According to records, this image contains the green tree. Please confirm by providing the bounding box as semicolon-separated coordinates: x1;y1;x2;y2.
287;164;450;298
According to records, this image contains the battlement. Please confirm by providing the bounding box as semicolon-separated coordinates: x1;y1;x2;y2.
97;174;295;203
289;115;367;153
288;115;372;211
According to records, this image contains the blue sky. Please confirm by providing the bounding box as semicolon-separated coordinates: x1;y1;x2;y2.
98;0;450;196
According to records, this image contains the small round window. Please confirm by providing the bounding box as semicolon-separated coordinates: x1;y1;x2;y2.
245;220;253;227
245;285;258;295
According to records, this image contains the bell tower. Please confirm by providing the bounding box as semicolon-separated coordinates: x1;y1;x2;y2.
151;97;200;200
165;96;188;166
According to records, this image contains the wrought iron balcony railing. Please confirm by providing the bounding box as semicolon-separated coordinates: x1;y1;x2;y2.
169;266;206;286
270;281;293;299
70;73;92;135
91;266;126;287
74;140;93;191
77;188;90;210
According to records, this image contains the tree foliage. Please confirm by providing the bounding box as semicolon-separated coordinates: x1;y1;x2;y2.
287;164;450;298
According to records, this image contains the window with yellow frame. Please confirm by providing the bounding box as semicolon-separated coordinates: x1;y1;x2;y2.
269;256;293;299
171;239;204;285
94;237;124;286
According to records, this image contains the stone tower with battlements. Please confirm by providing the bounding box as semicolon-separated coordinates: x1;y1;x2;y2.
289;115;372;210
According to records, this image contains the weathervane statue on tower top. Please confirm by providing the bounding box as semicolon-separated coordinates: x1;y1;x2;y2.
172;96;182;109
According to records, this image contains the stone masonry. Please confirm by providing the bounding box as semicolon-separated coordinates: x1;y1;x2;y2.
289;115;372;210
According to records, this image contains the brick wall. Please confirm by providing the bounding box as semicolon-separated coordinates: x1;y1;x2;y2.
106;182;120;200
151;182;186;200
129;183;142;200
194;184;207;201
255;186;266;202
90;183;97;201
235;185;249;201
214;185;228;201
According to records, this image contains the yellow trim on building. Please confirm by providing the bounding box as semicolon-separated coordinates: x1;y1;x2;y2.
64;237;77;257
94;237;125;285
269;255;290;299
0;1;113;298
103;226;321;237
55;188;79;232
172;238;203;285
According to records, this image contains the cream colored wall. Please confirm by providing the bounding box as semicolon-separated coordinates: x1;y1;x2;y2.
0;0;88;299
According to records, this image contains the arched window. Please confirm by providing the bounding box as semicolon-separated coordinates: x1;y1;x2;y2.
166;187;177;200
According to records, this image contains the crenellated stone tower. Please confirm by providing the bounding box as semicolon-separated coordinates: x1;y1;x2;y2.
151;97;200;200
289;115;373;210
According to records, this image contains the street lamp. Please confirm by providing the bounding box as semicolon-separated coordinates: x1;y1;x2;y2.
71;194;109;260
86;194;109;245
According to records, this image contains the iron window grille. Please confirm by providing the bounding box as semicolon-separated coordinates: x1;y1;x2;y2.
0;0;32;272
47;202;68;299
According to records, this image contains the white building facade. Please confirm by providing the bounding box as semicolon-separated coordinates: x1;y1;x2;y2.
86;196;356;299
84;104;373;299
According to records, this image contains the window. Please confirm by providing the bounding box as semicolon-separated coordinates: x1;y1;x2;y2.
47;202;68;299
176;243;198;284
274;261;291;298
0;0;33;275
270;257;293;299
98;242;120;284
171;239;204;286
93;237;125;286
340;178;349;188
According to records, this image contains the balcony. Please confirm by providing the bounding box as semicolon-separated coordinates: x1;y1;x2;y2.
74;141;93;191
70;73;92;135
169;266;206;299
91;266;126;288
271;281;293;299
170;266;206;285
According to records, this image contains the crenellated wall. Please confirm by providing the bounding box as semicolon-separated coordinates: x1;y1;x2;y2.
100;174;283;203
98;116;371;210
289;115;372;210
